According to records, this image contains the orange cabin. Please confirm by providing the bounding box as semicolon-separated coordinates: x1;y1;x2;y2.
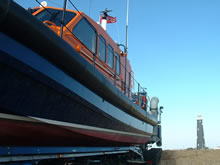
32;7;133;97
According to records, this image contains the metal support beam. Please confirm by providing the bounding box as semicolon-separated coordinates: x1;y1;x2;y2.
60;0;68;38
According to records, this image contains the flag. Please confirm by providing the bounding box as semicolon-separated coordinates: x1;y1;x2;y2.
106;16;117;23
100;15;117;24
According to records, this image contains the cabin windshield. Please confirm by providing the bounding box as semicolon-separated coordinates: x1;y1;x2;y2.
35;8;76;26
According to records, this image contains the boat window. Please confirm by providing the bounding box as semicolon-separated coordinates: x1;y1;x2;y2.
115;52;120;75
73;18;97;54
35;8;76;26
107;45;114;69
99;35;106;62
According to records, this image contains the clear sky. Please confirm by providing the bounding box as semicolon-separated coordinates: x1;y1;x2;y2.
14;0;220;150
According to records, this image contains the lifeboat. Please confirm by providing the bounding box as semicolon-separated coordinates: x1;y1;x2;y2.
0;0;162;147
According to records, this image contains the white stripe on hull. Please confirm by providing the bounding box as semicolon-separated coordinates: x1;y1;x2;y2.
0;113;151;138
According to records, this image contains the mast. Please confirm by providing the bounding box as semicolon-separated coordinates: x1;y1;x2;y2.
60;0;68;38
100;9;113;31
125;0;129;53
124;0;129;95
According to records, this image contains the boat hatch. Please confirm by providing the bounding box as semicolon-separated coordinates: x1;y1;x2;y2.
35;8;76;27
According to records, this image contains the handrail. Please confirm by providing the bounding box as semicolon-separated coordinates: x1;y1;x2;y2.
43;20;57;27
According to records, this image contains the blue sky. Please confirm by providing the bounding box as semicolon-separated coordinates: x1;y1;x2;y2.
14;0;220;149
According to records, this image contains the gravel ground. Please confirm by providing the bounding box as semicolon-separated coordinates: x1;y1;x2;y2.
159;149;220;165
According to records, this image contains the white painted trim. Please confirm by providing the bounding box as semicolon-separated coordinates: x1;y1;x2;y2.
31;116;149;137
0;113;150;138
0;113;40;122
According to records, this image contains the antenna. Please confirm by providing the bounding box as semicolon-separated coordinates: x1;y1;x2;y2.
100;8;112;18
125;0;129;53
124;0;129;95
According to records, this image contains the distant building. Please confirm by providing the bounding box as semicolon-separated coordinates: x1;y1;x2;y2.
197;115;205;149
214;146;220;150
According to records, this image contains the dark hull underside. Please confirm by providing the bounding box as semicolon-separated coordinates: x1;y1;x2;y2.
0;119;148;146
